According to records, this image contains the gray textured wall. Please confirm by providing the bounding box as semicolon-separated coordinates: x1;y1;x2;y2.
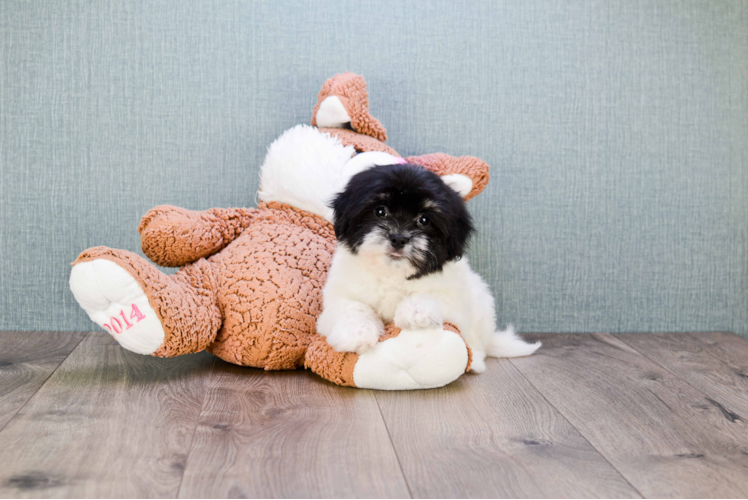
1;1;746;336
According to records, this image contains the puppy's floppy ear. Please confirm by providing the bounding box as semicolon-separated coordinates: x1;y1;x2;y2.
330;188;353;240
444;206;475;262
405;153;489;201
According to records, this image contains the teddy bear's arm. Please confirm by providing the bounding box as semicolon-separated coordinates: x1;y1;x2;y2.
138;205;260;267
405;153;490;201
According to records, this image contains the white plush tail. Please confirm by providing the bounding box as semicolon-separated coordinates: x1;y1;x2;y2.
486;325;541;358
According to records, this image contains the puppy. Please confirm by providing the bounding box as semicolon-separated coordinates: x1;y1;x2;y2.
317;163;540;372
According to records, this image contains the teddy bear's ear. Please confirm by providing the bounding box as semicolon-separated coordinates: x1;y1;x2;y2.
405;153;490;201
315;96;351;129
312;73;387;142
441;174;474;198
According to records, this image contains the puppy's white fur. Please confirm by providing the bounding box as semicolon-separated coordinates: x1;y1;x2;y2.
318;237;541;372
258;124;540;370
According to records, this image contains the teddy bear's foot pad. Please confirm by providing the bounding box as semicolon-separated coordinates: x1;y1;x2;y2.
70;259;165;355
353;327;468;390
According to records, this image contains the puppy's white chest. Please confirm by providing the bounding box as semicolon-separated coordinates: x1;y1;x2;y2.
328;248;463;324
351;270;412;322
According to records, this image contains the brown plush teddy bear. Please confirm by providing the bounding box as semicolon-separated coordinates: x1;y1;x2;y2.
69;73;490;390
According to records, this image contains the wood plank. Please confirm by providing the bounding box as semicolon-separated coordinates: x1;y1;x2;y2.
375;358;640;498
0;331;86;432
178;360;410;499
618;332;748;420
0;332;214;498
685;331;748;369
511;333;748;498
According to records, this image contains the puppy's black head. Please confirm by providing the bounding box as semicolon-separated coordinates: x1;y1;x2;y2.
331;163;474;279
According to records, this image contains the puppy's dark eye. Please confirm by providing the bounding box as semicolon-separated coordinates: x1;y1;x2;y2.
417;215;429;226
375;206;388;218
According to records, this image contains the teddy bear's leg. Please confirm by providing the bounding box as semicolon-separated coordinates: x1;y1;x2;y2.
305;323;471;390
69;246;221;357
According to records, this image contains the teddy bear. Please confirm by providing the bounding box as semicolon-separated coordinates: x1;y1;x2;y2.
69;73;491;390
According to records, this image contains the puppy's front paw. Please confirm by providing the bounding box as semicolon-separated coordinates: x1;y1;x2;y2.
324;316;385;355
395;294;443;330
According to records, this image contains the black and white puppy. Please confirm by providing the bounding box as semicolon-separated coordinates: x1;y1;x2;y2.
317;163;540;372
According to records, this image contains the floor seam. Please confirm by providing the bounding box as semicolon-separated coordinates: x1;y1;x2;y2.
174;356;218;499
373;391;414;499
0;331;90;436
507;353;646;499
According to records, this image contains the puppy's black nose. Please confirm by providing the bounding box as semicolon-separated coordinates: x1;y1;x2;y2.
389;233;411;249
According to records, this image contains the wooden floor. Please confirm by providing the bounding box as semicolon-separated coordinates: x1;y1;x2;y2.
1;331;747;498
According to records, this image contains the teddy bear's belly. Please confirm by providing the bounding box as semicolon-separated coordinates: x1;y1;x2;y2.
206;221;335;369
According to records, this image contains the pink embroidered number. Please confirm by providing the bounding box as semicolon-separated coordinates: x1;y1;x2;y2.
103;304;146;334
110;317;122;334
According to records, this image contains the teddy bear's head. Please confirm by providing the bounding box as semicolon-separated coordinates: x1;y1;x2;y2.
257;73;490;223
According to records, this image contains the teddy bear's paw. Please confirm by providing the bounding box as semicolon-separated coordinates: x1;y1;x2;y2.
394;294;443;330
353;326;469;390
70;259;165;355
